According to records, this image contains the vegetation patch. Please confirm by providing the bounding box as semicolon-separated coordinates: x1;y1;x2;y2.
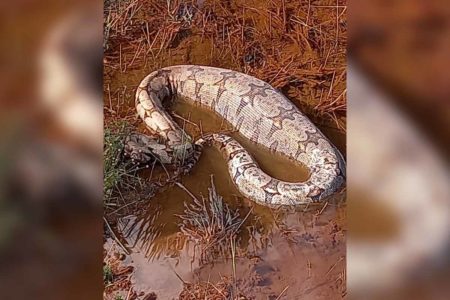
104;121;143;205
177;176;249;262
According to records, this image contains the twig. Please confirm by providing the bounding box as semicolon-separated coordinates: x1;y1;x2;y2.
316;202;328;215
325;256;344;276
172;112;200;128
276;285;289;300
231;237;237;297
170;264;189;284
175;182;199;200
235;207;253;232
125;286;132;300
104;217;130;255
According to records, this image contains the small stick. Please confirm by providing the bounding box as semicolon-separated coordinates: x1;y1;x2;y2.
307;259;312;277
172;113;199;127
241;7;245;43
231;236;237;296
219;115;225;130
324;71;336;105
303;202;310;212
199;119;204;137
115;89;121;119
235;207;253;232
175;182;199;201
107;84;113;113
125;286;132;300
128;40;143;68
316;202;328;215
119;43;123;73
149;159;157;181
170;264;189;284
104;217;130;255
325;256;344;276
209;281;227;297
107;200;140;215
276;285;289;300
307;0;311;25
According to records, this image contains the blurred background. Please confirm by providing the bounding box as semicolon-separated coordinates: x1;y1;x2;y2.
0;0;448;299
348;0;450;299
0;0;103;299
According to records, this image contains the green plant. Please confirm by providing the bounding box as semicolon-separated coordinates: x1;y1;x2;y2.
103;264;114;284
104;121;142;204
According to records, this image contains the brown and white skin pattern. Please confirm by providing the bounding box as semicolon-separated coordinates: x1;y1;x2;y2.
124;65;346;206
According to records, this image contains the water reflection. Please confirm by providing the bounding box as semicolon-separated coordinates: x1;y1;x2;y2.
109;95;346;298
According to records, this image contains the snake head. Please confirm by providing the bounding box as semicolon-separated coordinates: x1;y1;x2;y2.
123;133;156;165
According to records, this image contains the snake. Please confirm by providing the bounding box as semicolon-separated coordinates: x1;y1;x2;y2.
123;65;345;206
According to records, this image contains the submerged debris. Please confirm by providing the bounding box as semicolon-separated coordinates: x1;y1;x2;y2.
179;277;248;300
177;176;243;262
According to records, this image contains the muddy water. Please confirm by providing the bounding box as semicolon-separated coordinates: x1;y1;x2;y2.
173;99;312;182
103;0;348;296
107;96;346;299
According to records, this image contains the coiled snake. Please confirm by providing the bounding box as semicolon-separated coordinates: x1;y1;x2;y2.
124;65;345;206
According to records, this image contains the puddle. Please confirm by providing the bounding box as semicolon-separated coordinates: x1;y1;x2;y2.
105;95;346;299
103;0;347;297
171;99;312;182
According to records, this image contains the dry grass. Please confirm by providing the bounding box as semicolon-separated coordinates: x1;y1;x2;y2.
179;276;249;300
104;0;347;128
178;277;231;300
176;175;248;263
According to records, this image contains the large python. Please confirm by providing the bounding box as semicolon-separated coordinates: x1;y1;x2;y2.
124;65;345;206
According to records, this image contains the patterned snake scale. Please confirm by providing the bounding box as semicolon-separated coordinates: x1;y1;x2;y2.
124;65;346;206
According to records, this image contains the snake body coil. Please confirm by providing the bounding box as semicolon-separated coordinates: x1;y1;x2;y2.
124;65;345;206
